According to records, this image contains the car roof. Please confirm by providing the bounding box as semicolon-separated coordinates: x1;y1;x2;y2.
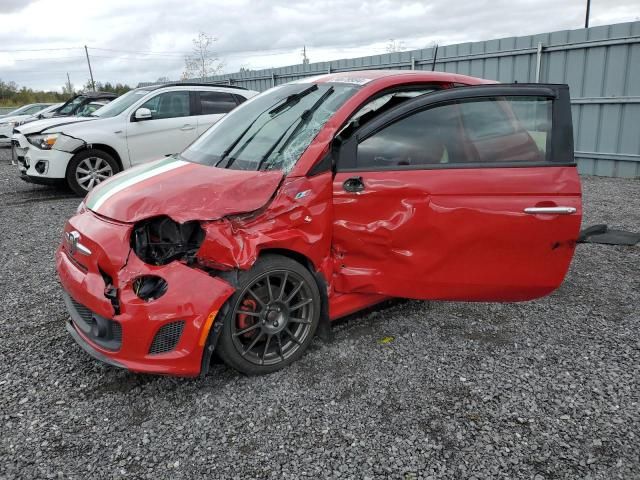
137;82;249;92
77;91;118;98
304;69;495;87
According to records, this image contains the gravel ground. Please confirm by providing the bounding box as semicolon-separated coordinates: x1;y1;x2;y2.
0;147;638;480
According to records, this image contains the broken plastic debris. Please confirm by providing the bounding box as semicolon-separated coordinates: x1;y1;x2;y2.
378;336;395;344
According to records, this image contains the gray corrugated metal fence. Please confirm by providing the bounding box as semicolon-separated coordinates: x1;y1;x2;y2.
196;21;640;178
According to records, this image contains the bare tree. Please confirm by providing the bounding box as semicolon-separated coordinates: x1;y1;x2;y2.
385;39;406;53
183;32;224;81
62;75;74;95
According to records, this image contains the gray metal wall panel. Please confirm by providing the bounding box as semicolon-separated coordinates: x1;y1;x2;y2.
191;21;640;177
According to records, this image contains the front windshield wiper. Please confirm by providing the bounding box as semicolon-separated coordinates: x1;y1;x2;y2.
214;112;267;168
256;86;334;171
268;84;318;116
216;84;321;169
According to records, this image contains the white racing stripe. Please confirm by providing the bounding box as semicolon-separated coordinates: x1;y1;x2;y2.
91;159;190;212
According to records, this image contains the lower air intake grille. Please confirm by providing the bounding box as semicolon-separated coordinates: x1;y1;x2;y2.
71;298;93;323
67;295;122;351
149;321;185;354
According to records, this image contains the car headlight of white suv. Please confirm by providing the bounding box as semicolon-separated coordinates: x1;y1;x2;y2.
27;133;60;150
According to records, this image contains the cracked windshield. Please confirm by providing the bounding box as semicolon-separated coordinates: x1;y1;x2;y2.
180;82;359;173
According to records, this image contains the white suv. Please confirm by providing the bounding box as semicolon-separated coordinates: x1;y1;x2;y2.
13;83;257;195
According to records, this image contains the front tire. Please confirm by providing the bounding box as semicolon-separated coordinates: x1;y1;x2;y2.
216;254;321;375
66;149;120;196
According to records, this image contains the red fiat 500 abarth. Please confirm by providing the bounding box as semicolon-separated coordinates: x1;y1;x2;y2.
56;71;582;376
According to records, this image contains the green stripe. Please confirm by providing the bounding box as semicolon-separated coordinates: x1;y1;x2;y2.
86;157;177;209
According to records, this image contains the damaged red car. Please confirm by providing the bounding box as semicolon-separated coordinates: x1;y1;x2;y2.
56;70;582;376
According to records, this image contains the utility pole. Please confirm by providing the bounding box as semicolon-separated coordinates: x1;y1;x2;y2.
585;0;591;28
66;73;72;94
84;45;96;92
431;44;439;71
302;46;309;66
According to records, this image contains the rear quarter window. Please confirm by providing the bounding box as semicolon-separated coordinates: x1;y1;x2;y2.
199;91;238;115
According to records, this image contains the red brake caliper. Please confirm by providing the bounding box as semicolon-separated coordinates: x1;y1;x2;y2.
237;298;258;338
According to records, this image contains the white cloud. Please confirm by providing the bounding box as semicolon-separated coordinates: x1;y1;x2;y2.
0;0;637;91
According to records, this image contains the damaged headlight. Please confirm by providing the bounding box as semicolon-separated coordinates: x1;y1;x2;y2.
27;133;59;150
26;132;83;152
131;216;205;266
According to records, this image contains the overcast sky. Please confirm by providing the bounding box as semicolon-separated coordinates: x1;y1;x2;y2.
0;0;638;91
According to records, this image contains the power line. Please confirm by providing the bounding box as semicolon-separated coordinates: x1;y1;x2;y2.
0;46;82;52
5;69;89;75
6;54;183;62
0;44;304;59
89;55;183;61
88;47;189;57
10;56;88;62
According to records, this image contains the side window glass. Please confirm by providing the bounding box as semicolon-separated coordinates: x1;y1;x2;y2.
458;99;515;140
357;103;460;169
199;91;237;114
355;96;552;170
459;97;551;163
140;91;190;120
504;97;552;159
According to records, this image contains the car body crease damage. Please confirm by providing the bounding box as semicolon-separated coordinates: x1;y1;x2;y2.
196;172;334;278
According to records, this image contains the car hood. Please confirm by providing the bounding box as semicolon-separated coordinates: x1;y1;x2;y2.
84;157;284;223
15;116;95;135
0;114;31;124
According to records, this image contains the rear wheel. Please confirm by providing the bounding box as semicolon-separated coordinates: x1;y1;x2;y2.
66;149;120;196
216;255;320;375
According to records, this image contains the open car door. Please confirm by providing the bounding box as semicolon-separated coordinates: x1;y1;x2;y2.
331;84;582;302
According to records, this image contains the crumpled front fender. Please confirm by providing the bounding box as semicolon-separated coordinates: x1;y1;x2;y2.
196;173;333;276
51;133;86;153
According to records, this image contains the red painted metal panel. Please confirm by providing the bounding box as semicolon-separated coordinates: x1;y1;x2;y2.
332;166;582;301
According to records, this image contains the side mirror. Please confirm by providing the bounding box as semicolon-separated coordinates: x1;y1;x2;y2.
134;108;152;121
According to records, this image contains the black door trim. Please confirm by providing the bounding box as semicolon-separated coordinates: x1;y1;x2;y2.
336;83;574;172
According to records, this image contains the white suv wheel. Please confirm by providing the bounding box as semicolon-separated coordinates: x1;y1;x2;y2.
75;156;114;192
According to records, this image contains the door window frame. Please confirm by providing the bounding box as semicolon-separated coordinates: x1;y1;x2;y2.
129;90;195;122
308;82;447;177
335;84;574;172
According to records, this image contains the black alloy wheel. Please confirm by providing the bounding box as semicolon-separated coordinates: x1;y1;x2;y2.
215;255;321;375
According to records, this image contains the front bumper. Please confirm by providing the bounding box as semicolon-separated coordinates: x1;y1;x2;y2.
65;319;126;370
0;125;13;145
13;133;72;180
56;211;236;377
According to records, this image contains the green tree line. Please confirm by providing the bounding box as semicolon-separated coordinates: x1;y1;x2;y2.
0;79;132;107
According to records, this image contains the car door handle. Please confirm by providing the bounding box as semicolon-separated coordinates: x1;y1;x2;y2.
524;206;576;215
343;176;365;193
180;124;195;131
